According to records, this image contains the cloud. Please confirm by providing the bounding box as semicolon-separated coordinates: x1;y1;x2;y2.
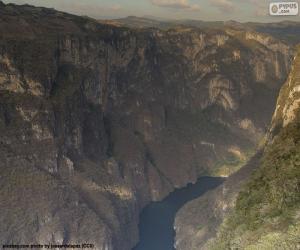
210;0;235;13
150;0;200;11
249;0;269;17
56;2;124;18
235;0;269;17
3;1;123;18
254;8;268;17
110;4;122;11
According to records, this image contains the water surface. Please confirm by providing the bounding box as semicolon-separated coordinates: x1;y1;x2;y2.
133;176;224;250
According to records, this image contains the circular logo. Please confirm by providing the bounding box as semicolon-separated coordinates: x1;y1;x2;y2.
271;5;279;13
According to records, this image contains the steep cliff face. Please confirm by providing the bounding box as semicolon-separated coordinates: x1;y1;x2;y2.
175;46;300;250
0;2;294;249
270;45;300;134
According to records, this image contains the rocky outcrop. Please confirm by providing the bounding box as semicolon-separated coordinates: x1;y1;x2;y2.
0;2;294;249
270;45;300;133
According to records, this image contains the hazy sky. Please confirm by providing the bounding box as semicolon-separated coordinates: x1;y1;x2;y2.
2;0;300;22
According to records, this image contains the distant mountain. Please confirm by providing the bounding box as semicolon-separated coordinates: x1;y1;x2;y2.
247;21;300;45
99;16;167;28
99;16;225;30
100;17;300;45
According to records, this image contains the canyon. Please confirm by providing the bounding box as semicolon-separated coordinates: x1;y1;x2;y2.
175;46;300;250
0;2;298;249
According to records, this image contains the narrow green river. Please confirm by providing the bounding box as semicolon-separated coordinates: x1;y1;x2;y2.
133;176;224;250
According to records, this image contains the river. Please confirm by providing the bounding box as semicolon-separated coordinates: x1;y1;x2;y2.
132;176;224;250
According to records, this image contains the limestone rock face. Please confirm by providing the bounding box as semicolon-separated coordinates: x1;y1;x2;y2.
0;2;294;250
270;47;300;133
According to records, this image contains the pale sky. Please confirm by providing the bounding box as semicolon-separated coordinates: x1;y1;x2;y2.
2;0;300;22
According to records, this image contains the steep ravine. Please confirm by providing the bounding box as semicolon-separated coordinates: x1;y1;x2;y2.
175;46;300;250
0;2;295;250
